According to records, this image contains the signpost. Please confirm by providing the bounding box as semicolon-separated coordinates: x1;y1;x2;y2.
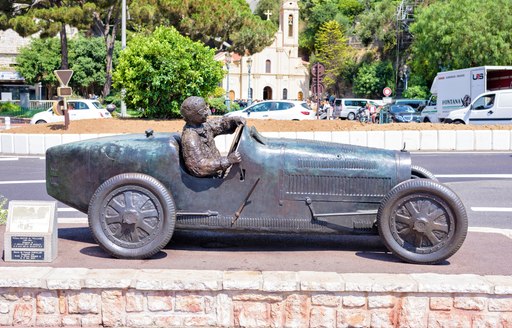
4;201;58;262
383;87;392;97
311;63;325;119
54;69;74;129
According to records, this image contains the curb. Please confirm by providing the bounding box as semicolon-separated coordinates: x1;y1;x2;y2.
1;129;512;155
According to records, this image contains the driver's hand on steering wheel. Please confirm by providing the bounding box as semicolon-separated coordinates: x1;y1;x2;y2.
227;151;242;164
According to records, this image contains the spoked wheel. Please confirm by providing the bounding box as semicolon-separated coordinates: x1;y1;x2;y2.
411;165;439;182
377;179;468;264
88;173;176;259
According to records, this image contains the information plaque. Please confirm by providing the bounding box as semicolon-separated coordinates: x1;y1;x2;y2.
3;201;58;262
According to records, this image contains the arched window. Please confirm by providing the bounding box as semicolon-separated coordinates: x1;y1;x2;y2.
283;88;288;100
265;60;271;73
288;15;293;37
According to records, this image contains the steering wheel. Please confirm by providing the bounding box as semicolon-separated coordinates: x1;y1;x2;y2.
227;124;244;155
220;124;244;178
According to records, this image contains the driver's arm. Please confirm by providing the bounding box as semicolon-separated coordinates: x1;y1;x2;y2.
182;129;237;177
209;117;245;137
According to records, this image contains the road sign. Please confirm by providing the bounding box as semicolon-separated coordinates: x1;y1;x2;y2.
312;83;325;95
54;69;73;86
57;87;73;97
383;87;392;97
311;63;325;77
312;76;324;85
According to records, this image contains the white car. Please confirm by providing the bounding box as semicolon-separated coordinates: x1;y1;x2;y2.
30;99;112;124
224;100;314;120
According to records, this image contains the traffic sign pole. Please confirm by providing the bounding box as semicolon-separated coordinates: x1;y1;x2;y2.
54;70;74;130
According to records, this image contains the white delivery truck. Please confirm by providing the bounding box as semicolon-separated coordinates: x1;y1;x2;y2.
420;66;512;123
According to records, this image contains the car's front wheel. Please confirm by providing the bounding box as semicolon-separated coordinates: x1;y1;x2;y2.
347;112;355;120
35;120;47;124
88;173;176;259
411;165;438;182
377;179;468;264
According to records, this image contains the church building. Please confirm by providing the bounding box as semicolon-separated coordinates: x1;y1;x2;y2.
218;0;309;104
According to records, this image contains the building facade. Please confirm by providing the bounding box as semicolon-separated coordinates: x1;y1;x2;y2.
220;0;309;103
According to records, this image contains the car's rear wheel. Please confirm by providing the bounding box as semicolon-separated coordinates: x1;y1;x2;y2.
377;179;468;264
347;112;355;120
411;165;438;182
35;120;47;124
88;173;176;259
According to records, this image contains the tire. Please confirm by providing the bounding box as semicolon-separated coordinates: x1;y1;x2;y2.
411;165;439;182
35;120;47;124
453;120;465;125
377;179;468;264
88;173;176;259
347;112;356;120
423;117;431;123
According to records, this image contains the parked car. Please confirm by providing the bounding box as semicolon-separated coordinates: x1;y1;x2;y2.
30;99;112;124
45;124;468;264
381;104;422;123
333;98;382;120
224;100;314;120
394;99;427;111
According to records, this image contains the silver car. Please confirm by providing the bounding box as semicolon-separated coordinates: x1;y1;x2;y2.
224;100;314;120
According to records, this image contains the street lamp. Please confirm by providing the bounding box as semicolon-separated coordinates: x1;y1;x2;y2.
225;53;232;112
120;0;127;117
247;57;253;106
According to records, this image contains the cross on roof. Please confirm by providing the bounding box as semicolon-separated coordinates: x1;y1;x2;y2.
264;10;272;20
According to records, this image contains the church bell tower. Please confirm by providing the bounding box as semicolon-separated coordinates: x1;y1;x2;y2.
280;0;300;56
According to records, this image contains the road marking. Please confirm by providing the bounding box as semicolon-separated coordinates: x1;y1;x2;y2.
435;174;512;179
471;207;512;212
58;208;80;212
0;158;19;161
469;227;512;239
0;179;45;185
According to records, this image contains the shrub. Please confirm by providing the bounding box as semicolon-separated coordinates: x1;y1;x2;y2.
0;195;7;225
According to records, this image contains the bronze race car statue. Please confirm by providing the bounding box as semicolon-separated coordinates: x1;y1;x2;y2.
46;125;468;264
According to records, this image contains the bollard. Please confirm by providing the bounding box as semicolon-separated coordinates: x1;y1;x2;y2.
5;116;10;130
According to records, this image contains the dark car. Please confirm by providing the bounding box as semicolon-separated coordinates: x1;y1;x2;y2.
45;125;468;264
381;104;422;123
394;99;427;111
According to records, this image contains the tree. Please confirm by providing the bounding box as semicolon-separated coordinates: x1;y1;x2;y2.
353;60;393;98
410;0;512;83
15;37;61;97
112;26;224;119
128;0;275;55
314;20;352;95
8;0;94;69
356;0;400;59
68;35;120;97
299;0;349;54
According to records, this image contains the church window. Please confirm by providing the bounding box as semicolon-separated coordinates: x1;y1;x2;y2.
283;88;288;100
265;60;271;73
288;15;293;37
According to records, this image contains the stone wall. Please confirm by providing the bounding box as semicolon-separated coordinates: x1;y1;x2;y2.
1;267;511;327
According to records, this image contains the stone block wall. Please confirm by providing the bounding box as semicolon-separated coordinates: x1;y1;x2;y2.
0;268;512;327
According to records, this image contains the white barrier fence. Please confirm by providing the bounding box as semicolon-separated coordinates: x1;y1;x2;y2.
1;129;512;155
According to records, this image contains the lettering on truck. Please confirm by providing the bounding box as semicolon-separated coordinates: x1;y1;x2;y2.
441;95;471;109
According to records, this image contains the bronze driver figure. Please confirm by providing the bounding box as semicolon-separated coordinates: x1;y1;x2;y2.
180;96;245;178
